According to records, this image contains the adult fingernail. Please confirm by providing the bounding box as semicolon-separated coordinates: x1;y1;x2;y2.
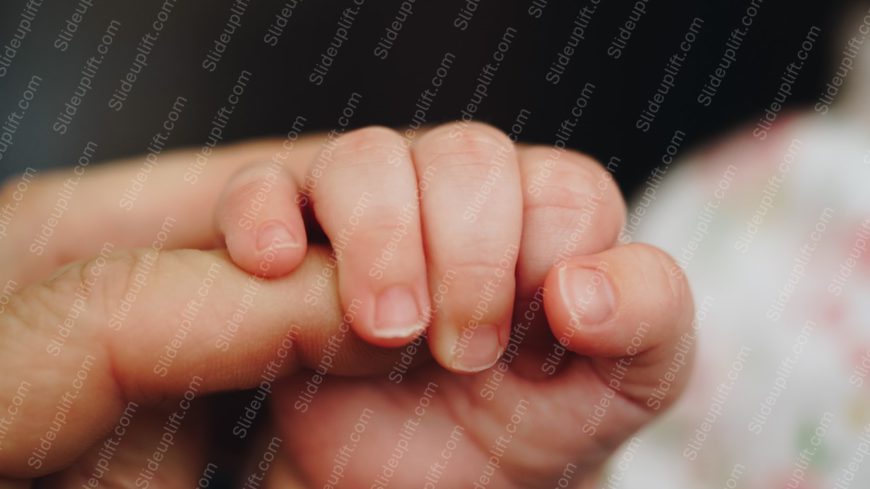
257;221;299;252
374;285;424;338
451;323;504;373
559;265;616;325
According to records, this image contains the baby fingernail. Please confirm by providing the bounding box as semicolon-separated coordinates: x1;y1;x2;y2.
559;265;616;325
257;221;299;252
451;323;504;373
374;285;423;339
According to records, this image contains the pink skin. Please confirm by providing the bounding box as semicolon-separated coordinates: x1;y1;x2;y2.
272;243;695;489
0;127;693;487
215;123;695;487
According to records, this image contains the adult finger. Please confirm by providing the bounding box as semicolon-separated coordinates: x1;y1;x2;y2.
311;127;429;346
216;161;307;278
543;243;696;410
0;244;404;478
412;122;522;373
0;137;323;287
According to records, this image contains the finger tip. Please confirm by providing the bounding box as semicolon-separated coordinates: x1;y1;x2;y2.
354;321;426;349
225;235;262;275
256;244;307;278
542;262;594;354
542;263;569;319
352;284;430;347
227;240;306;279
427;322;505;375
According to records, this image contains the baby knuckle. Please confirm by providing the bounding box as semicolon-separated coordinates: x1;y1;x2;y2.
331;126;403;163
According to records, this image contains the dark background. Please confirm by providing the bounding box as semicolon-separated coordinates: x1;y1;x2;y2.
0;0;858;197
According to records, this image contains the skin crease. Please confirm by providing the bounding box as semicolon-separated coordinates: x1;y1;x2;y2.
0;124;694;488
273;348;635;488
270;243;693;489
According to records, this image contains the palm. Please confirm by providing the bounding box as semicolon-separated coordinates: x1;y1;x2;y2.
272;341;648;489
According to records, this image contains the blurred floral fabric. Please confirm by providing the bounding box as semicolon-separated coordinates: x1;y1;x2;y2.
608;110;870;488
